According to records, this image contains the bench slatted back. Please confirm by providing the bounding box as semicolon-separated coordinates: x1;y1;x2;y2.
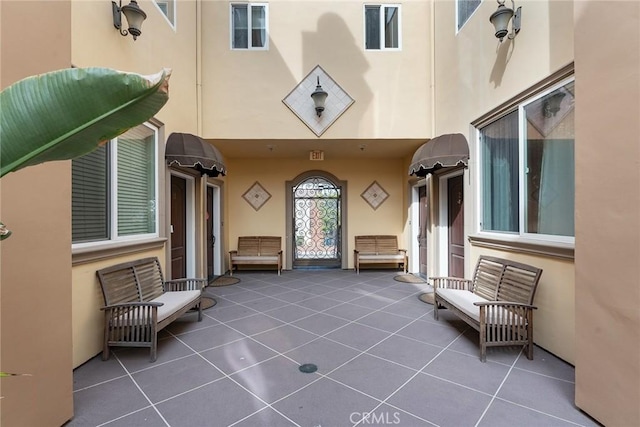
259;237;281;255
237;236;261;256
97;257;165;305
471;256;542;305
355;236;378;254
355;235;399;255
376;236;399;254
472;257;503;300
135;258;165;301
497;261;542;305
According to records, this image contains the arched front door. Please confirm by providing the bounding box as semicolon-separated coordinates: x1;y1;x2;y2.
286;171;347;270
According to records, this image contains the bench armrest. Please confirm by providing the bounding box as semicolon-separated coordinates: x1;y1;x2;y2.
430;277;473;291
229;250;238;255
100;302;164;310
164;278;207;292
473;301;537;310
398;249;407;253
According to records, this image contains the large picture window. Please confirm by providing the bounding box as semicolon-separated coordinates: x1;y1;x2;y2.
480;79;575;240
231;3;268;50
72;124;158;244
365;5;401;50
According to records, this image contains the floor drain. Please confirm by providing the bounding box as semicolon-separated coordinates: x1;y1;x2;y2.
299;363;318;373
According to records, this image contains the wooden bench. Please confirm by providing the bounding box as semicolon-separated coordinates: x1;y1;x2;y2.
432;256;543;362
229;236;283;275
96;257;206;362
353;235;408;274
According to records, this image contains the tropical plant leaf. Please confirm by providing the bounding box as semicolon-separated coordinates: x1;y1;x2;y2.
0;222;11;240
0;67;171;177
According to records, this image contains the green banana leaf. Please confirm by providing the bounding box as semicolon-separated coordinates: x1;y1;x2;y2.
0;67;171;177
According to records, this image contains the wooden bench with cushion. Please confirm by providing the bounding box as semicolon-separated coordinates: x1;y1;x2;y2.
353;235;408;274
432;255;543;362
96;257;206;362
229;236;283;275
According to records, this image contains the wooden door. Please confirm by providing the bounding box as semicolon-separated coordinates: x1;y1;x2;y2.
206;186;215;279
418;185;428;276
448;175;464;278
171;176;187;279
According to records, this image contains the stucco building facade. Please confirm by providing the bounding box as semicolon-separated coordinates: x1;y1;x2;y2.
0;1;638;425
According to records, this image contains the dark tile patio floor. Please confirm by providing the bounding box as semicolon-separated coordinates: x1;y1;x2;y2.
68;270;599;427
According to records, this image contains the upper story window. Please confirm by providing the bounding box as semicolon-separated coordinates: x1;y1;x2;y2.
457;0;481;31
155;0;175;26
364;4;401;50
479;78;575;242
72;123;159;245
231;3;268;50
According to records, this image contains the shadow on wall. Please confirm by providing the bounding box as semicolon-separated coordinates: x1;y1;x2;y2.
489;39;513;88
302;12;372;136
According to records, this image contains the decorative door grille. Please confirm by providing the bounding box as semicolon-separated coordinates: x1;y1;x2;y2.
293;177;341;267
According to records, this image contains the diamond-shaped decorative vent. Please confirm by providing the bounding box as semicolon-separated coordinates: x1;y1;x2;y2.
361;181;389;210
283;65;354;137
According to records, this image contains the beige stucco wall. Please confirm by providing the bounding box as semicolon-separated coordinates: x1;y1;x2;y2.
201;0;432;139
574;2;640;425
0;1;74;425
431;0;577;363
71;0;200;136
226;157;407;269
69;0;204;367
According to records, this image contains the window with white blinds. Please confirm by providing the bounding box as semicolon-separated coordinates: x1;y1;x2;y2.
72;124;158;245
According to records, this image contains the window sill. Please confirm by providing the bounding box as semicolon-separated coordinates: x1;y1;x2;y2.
72;237;167;266
468;234;574;260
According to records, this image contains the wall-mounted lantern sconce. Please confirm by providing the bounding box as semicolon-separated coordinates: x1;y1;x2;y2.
489;0;521;42
112;0;147;40
310;76;328;117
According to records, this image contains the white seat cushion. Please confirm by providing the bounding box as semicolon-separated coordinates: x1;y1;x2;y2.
358;254;405;261
436;289;525;325
152;291;201;322
231;255;279;261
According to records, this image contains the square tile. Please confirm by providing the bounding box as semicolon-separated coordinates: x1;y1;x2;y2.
232;407;298;427
252;324;317;353
284;337;361;374
292;312;350;336
200;337;278;375
328;354;415;400
325;322;391;352
323;302;375;321
263;304;318;323
230;355;317;403
132;354;224;403
367;334;442;371
478;398;585;427
497;368;597;425
273;377;379;426
156;378;267;427
73;355;127;391
422;349;512;395
387;372;493;426
206;304;260;323
355;310;415;333
176;323;246;353
68;377;150;426
225;313;285;336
